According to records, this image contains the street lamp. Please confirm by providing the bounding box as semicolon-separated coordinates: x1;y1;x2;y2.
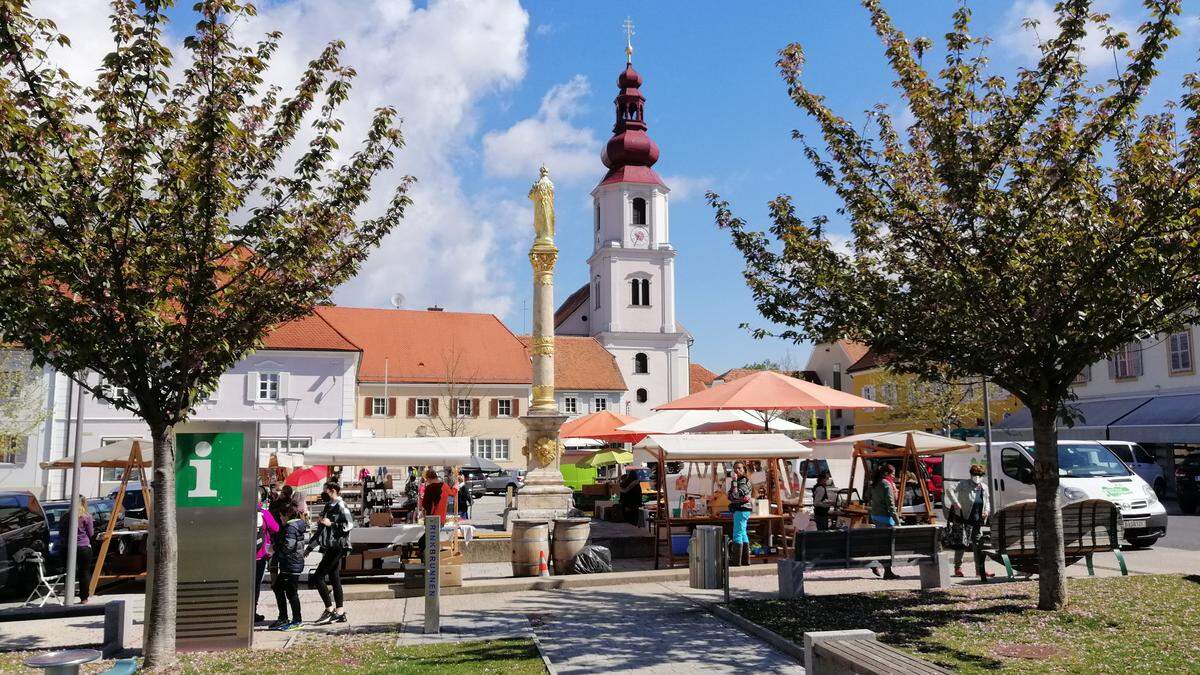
281;396;301;453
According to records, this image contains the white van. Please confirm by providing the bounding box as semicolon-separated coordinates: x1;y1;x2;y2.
945;440;1168;547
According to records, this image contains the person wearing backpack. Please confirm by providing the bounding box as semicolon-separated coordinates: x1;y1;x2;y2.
307;482;353;625
270;500;308;630
728;462;752;567
254;487;279;623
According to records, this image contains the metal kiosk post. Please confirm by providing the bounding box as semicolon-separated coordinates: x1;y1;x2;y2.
424;515;440;634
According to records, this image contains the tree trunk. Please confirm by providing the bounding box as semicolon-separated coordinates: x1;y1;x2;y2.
143;423;177;669
1030;405;1067;610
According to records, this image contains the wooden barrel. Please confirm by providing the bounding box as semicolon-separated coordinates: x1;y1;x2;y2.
511;520;550;577
552;517;591;574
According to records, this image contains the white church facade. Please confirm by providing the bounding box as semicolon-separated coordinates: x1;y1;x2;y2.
555;50;692;417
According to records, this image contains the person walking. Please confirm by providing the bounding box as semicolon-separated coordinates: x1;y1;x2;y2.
61;495;95;604
420;468;447;524
728;462;753;567
270;500;308;630
812;470;836;530
254;487;280;622
308;482;353;625
868;464;901;580
454;473;473;520
945;463;994;579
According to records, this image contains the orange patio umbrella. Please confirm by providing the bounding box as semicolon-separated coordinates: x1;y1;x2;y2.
559;410;646;444
655;370;887;434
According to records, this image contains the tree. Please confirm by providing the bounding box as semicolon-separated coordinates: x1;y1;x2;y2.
869;366;1002;434
0;1;411;665
0;349;49;461
429;345;480;439
712;0;1198;610
741;358;781;371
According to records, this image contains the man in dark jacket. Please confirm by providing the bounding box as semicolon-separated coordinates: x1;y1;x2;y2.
270;501;308;630
308;482;353;625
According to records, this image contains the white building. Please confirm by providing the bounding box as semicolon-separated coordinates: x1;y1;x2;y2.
555;53;691;417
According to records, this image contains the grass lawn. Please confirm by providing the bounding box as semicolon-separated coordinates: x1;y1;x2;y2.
733;574;1200;673
0;637;545;674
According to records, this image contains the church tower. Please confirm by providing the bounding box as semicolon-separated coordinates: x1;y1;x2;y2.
555;31;691;417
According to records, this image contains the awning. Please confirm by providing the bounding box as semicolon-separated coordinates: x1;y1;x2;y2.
41;438;154;469
994;396;1153;441
298;437;470;466
811;430;973;460
1107;392;1200;444
643;433;811;461
619;409;807;434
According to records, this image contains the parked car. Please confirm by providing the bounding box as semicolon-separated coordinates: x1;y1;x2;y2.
458;470;488;499
1176;451;1200;514
484;469;526;495
1098;440;1167;499
43;498;116;560
0;490;50;596
106;483;148;520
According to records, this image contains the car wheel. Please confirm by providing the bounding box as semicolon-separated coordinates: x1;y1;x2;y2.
1125;534;1160;549
1181;497;1198;515
1153;478;1166;500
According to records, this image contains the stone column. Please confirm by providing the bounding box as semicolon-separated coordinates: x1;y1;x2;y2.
503;166;575;529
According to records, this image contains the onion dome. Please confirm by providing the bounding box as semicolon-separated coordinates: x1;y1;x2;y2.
598;53;664;188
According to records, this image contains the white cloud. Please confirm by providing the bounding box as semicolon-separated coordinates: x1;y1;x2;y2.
481;75;600;182
535;23;553;36
660;175;713;202
999;0;1137;71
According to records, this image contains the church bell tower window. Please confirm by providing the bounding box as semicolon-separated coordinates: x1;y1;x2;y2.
631;197;647;225
630;278;650;306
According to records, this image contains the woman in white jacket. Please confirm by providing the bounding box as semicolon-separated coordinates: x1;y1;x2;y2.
945;463;993;579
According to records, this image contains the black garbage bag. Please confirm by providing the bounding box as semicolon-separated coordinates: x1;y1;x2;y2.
567;544;612;574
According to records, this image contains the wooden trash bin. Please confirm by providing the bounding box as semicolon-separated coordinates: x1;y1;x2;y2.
552;518;591;574
511;520;550;577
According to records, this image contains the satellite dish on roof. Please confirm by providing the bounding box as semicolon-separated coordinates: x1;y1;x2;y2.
390;293;405;309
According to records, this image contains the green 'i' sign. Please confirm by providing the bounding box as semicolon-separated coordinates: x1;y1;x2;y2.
175;432;244;508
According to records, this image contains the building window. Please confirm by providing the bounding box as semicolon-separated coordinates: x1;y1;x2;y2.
861;385;875;401
496;399;513;417
594;201;600;231
456;398;474;418
1109;342;1143;380
592;397;608;412
371;397;388;417
879;383;897;404
0;435;26;465
257;372;280;401
259;437;312;452
634;353;649;374
632;197;647;225
630;278;650;306
1169;330;1193;374
563;396;578;415
415;398;431;417
636;388;648;403
593;277;601;309
99;380;130;404
471;438;510;461
832;363;842;391
1073;365;1091;385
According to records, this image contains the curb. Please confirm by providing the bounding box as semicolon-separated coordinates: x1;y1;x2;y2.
708;604;806;664
342;564;779;600
530;629;558;675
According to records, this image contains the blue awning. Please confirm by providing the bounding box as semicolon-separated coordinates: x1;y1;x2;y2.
1107;392;1200;444
994;396;1154;442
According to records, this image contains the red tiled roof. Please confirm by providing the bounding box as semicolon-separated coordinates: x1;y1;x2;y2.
317;306;532;384
518;336;626;391
262;311;359;352
847;348;890;373
836;339;870;365
554;283;590;329
689;363;718;394
715;368;808;383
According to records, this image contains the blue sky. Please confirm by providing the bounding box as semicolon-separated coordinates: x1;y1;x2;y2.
43;1;1200;374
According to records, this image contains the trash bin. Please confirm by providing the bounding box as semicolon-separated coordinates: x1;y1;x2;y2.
689;525;724;589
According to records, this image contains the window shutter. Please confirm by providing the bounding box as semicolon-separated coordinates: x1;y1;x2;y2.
407;398;416;418
489;399;498;418
246;372;259;401
511;398;520;417
363;397;373;417
431;398;439;416
472;398;480;418
278;372;290;399
449;398;457;416
388;397;397;417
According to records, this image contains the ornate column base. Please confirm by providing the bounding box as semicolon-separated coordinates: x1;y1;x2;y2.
502;412;577;530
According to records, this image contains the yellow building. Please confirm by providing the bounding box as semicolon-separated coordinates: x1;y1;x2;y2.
847;349;1022;435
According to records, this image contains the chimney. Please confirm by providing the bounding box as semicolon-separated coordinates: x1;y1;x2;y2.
427;305;443;312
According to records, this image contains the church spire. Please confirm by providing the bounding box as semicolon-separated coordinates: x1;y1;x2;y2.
599;18;664;188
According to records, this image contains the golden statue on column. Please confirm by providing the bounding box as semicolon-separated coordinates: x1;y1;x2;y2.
503;165;575;528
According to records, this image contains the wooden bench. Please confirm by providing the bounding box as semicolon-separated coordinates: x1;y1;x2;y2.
805;629;953;674
992;498;1127;578
778;525;949;598
0;600;132;657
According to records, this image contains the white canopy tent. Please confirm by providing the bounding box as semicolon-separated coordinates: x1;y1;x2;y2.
619;409;807;435
638;432;811;463
41;438;155;469
810;430;973;460
297;437;471;466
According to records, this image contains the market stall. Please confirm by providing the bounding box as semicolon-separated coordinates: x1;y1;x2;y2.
811;431;972;527
41;439;154;596
646;433;811;569
560;411;645;497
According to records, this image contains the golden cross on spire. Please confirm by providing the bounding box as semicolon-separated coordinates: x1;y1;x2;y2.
623;17;635;62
